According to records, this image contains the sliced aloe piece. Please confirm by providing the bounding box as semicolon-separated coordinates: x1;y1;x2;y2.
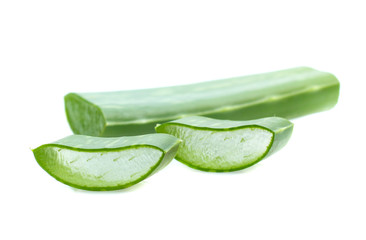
32;134;181;191
155;116;293;172
65;67;339;137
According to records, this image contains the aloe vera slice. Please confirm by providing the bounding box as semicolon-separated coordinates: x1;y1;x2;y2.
155;116;293;172
65;67;338;137
32;134;181;191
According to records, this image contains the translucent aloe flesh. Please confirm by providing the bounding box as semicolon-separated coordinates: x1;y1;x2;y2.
155;116;293;172
32;134;181;191
65;67;339;137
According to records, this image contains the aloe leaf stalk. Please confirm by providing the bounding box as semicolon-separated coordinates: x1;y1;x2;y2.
65;67;339;137
155;116;293;172
32;134;181;191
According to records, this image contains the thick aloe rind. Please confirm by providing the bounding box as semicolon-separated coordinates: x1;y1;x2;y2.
65;67;339;137
155;116;293;172
32;134;181;191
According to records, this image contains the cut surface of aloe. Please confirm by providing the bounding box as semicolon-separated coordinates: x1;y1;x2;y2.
65;67;339;137
32;134;180;191
155;116;293;172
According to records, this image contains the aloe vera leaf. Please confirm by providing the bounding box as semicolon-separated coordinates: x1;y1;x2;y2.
155;116;293;172
32;134;181;191
65;67;338;137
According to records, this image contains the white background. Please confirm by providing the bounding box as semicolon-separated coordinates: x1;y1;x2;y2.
1;1;365;239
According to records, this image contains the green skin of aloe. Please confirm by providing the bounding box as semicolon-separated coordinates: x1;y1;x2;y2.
32;134;181;191
156;116;293;172
64;67;339;137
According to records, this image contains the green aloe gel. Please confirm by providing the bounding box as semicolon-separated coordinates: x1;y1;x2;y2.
33;134;181;191
156;116;293;172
